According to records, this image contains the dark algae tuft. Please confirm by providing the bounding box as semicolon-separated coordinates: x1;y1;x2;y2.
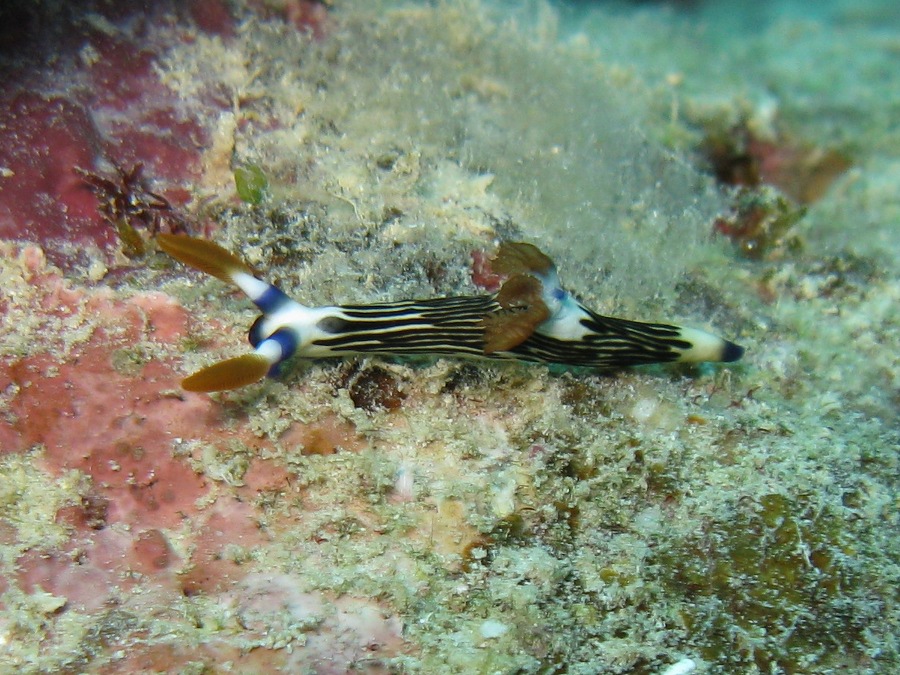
653;492;877;672
77;163;191;257
714;187;806;260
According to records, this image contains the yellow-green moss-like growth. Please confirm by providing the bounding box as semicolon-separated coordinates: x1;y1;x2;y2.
654;493;873;672
234;164;268;205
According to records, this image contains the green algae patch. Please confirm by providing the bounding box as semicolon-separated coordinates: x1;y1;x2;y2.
234;164;269;205
653;492;876;672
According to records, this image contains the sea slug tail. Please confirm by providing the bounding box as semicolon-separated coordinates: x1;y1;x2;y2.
157;234;253;282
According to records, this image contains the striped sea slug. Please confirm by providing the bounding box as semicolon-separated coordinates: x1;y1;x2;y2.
158;235;744;392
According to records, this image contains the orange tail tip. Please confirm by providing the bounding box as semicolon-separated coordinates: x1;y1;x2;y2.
157;234;254;282
182;353;271;392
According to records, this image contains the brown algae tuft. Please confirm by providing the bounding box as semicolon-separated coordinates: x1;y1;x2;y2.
653;492;879;672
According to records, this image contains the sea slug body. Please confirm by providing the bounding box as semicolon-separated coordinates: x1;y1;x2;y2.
157;235;744;392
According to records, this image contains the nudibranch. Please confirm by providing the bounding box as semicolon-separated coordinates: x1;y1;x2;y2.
158;235;744;392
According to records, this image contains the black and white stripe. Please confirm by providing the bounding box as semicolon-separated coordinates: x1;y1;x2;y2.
304;295;726;368
312;296;498;357
511;306;690;368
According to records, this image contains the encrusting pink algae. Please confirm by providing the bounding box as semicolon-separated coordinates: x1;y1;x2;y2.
0;1;897;673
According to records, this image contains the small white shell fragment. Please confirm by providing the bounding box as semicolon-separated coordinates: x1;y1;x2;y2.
630;396;658;423
479;619;508;639
491;473;518;518
658;658;697;675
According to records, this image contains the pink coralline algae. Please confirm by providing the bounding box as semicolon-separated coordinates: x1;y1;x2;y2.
0;239;408;667
1;245;211;609
226;573;406;672
470;248;504;292
0;4;219;254
0;4;413;671
0;94;107;245
5;347;210;528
